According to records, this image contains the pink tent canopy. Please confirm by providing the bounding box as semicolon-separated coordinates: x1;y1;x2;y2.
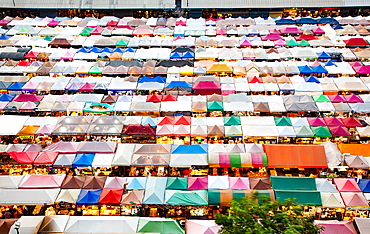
280;27;302;34
240;40;252;47
312;27;325;34
274;39;287;46
307;117;327;127
79;83;96;92
0;101;9;110
329;126;351;136
33;151;59;165
13;94;44;102
18;174;66;189
132;29;154;36
314;220;356;234
47;20;60;26
328;95;346;103
186;220;222;234
334;178;361;192
90;27;104;35
104;177;127;189
342;94;363;103
20;101;38;111
262;34;283;41
341;192;369;207
229;177;250;190
61;51;76;60
43;142;80;153
21;82;39;91
216;29;227;35
56;95;73;102
188;177;208;190
35;125;55;135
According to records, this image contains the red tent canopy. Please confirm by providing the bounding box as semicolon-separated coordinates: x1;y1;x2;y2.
324;117;344;127
311;27;325;34
24;51;40;59
99;189;124;204
8;152;39;164
294;34;318;41
334;178;361;192
17;61;32;67
247;76;262;83
174;116;191;125
158;116;175;125
193;81;221;95
280;27;302;34
261;34;283;41
18;174;66;189
307;117;327;127
340;117;363;128
106;20;118;27
329;126;351;136
162;94;177;102
33;151;59;165
146;94;163;103
344;38;369;47
122;124;156;136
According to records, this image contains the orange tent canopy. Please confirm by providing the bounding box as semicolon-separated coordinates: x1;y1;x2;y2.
263;144;327;168
338;144;370;157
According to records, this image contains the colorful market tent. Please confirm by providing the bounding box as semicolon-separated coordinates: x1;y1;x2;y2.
18;174;65;189
127;177;147;190
334;179;361;192
165;190;208;205
166;177;188;190
188;177;208;190
143;177;167;204
137;217;185;234
76;189;102;204
185;220;221;234
271;177;317;190
121;189;144;205
314;220;356;234
274;190;322;205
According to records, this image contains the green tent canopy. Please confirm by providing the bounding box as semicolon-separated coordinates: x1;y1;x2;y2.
88;66;103;74
83;103;115;113
270;176;317;190
298;39;310;47
116;39;128;47
16;28;30;35
294;126;314;137
80;27;94;36
137;217;185;234
274;190;322;205
166;177;188;190
165;190;208;205
286;39;298;47
207;101;224;111
312;94;331;103
44;35;53;41
274;117;292;126
224;116;241;126
208;189;275;206
311;126;332;137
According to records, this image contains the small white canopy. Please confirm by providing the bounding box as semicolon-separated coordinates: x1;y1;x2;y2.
55;189;81;204
208;176;230;189
321;192;345;208
112;144;135;166
0;175;24;189
316;178;338;193
9;216;45;234
91;153;114;168
0;189;60;205
38;215;70;233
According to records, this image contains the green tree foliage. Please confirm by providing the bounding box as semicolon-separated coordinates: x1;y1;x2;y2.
215;192;323;234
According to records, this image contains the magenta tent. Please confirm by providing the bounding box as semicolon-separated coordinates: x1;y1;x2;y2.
313;220;356;234
47;20;60;26
188;177;208;190
312;27;325;34
229;177;250;190
353;65;370;75
186;220;222;234
307;117;327;127
342;94;363;103
43;142;80;153
216;29;227;35
13;94;44;102
328;94;346;103
280;27;302;34
262;34;283;41
341;192;369;207
240;40;252;47
18;174;66;189
324;117;344;127
193;81;221;95
79;83;96;92
329;126;351;136
274;39;287;46
122;124;156;136
90;27;104;35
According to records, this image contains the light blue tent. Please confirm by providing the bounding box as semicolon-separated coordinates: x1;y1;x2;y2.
141;116;158;127
143;177;167;205
171;144;208;154
127;177;147;190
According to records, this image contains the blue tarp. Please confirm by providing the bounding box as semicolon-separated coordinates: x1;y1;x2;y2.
143;177;167;204
7;82;25;91
76;189;102;204
138;76;166;83
296;18;317;24
102;47;114;53
166;81;192;88
113;47;124;53
299;65;314;74
127;177;147;190
0;93;15;101
170;52;182;59
125;47;136;53
77;47;90;53
317;18;339;24
333;24;343;30
312;65;328;73
276;18;296;25
0;35;10;40
171;144;208;154
359;179;370;192
72;153;95;167
89;47;102;53
182;51;194;59
325;60;337;67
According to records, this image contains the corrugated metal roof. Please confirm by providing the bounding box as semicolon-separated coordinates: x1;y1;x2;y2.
0;0;175;9
182;0;370;8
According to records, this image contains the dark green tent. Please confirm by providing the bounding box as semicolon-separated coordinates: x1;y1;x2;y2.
274;117;292;126
224;116;241;126
166;177;187;190
271;176;317;190
274;190;322;205
311;126;332;137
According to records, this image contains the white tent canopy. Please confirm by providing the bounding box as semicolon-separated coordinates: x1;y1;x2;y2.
0;189;60;205
208;176;230;189
9;216;45;234
112;144;135;166
0;175;24;189
320;192;345;208
55;189;81;204
38;215;70;233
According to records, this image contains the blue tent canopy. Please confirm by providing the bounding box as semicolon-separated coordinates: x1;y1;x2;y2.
102;47;114;53
7;82;25;91
77;47;90;53
0;93;15;101
276;18;296;25
317;18;339;24
325;60;337;67
317;52;331;60
143;177;167;205
304;75;320;83
333;24;343;30
299;65;314;74
72;153;95;167
166;81;192;88
141;116;158;127
296;18;317;24
76;189;102;205
138;76;166;83
171;144;208;154
127;177;147;190
182;51;194;59
312;65;328;74
125;47;136;53
158;17;167;22
170;52;182;59
89;47;102;53
0;35;10;40
113;47;124;53
359;179;370;192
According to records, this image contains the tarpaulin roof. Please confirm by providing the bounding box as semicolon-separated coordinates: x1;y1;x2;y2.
121;189;144;205
166;177;188;190
62;176;86;189
271;176;317;190
165;190;208;205
127;177;147;190
76;189;102;204
264;144;327;168
0;189;60;205
334;178;361;192
82;176;107;189
338;144;370;157
208;152;267;168
18;174;65;189
341;192;369;207
137;217;185;234
98;188;124;204
275;190;322;205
